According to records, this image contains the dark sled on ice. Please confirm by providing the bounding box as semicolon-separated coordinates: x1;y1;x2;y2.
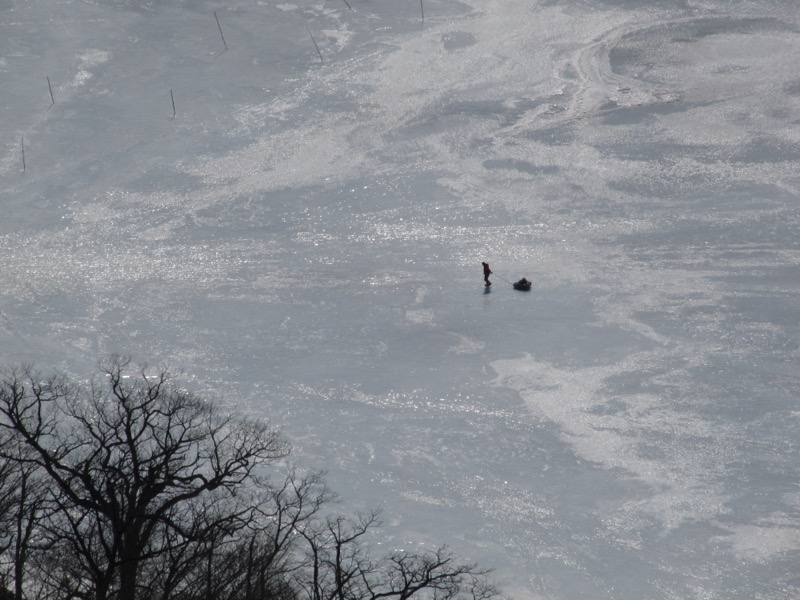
513;279;532;291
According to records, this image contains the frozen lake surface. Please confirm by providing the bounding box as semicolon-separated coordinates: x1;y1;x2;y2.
2;0;799;598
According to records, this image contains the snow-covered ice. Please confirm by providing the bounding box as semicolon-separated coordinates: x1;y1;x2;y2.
2;0;799;598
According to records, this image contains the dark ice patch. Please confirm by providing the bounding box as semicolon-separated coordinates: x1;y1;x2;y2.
483;159;558;175
609;17;797;83
395;96;564;138
540;0;689;8
441;31;476;51
598;98;689;126
784;80;800;96
729;137;800;164
523;123;576;146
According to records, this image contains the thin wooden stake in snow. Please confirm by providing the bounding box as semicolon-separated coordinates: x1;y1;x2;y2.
214;11;228;50
342;0;352;9
170;89;176;117
21;138;26;172
309;31;323;63
47;76;55;105
420;0;424;22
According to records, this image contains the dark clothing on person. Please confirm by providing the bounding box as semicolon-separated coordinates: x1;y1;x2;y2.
482;262;492;286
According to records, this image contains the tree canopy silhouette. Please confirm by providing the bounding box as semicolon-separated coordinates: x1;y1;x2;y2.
0;357;500;600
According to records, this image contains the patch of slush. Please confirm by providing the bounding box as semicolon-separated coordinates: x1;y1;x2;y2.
491;352;735;530
715;516;800;563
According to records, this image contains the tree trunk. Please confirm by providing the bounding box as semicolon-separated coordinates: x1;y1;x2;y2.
13;474;30;600
118;559;138;600
118;532;141;600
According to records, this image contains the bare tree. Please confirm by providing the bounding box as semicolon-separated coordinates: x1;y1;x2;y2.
0;357;290;600
246;467;332;598
147;466;330;600
0;429;52;600
140;489;244;600
368;547;498;600
0;359;502;600
296;511;499;600
0;434;22;596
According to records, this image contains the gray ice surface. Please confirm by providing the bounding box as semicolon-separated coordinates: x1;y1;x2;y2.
2;1;799;598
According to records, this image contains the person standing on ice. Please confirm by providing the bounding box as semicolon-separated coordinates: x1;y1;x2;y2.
482;262;492;286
